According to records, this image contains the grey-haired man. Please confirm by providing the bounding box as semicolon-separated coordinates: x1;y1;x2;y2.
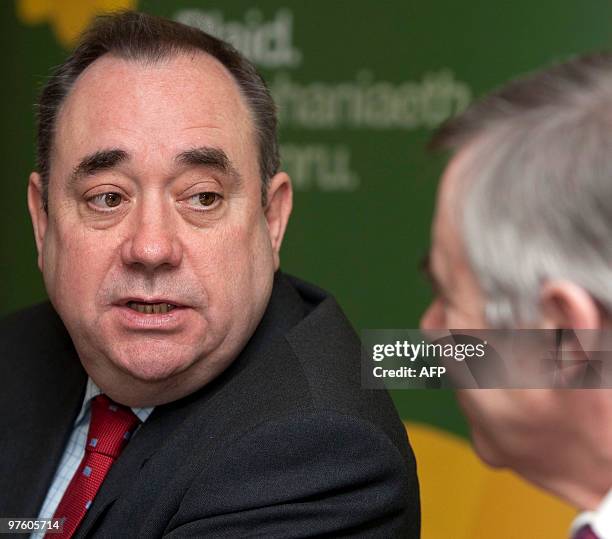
421;53;612;538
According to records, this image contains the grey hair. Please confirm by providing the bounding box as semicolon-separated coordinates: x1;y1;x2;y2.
430;53;612;327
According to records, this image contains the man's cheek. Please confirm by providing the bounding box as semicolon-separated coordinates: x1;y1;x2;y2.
43;235;100;301
41;229;63;293
456;391;493;428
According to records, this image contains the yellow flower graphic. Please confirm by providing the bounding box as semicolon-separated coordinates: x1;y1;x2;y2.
17;0;138;48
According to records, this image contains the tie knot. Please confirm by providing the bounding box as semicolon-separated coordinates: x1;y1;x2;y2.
85;394;140;458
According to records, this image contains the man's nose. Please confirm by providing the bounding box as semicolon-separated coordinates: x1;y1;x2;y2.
420;299;444;331
121;202;183;270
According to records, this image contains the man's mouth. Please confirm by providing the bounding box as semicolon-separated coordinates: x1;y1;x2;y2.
126;301;178;314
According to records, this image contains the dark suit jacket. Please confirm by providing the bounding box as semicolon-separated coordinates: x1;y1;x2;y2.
0;272;420;538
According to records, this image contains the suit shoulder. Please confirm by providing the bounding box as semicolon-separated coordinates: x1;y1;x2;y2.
171;408;420;538
0;301;73;355
282;279;412;466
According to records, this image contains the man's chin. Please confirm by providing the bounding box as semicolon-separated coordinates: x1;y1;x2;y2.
105;342;202;383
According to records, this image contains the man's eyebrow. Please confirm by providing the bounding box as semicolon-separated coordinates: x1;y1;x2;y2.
70;149;129;184
175;146;243;186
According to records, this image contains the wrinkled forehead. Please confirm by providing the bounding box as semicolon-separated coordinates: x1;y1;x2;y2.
52;51;256;171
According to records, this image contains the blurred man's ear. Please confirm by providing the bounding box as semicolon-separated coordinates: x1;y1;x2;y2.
539;280;602;329
264;172;293;270
27;172;47;272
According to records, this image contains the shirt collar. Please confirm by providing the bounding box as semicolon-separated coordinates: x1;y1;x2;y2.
75;378;154;426
571;488;612;538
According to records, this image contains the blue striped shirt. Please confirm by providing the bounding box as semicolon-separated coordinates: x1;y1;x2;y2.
32;379;153;537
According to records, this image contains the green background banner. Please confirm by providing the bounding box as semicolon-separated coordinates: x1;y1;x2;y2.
2;1;611;536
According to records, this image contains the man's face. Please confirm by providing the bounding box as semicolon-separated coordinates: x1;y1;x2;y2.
420;148;488;331
419;148;564;477
28;52;291;406
420;149;612;508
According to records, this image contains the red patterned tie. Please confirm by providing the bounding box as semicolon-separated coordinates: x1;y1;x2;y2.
575;525;600;539
47;394;140;539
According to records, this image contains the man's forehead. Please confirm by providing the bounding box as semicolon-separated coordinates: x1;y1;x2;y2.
431;145;480;289
56;51;252;137
52;50;256;176
71;50;240;97
437;145;478;213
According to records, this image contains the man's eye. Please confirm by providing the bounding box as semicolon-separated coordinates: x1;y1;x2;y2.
88;192;124;210
187;192;221;209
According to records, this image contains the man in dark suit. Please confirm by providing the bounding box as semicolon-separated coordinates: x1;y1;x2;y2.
0;11;419;538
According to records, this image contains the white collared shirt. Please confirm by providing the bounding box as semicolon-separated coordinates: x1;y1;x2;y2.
32;378;153;537
571;489;612;538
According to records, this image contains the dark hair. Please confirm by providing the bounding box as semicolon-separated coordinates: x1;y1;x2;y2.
36;10;279;210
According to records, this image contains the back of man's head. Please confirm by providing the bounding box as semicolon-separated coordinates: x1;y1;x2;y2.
424;54;612;513
431;53;612;327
